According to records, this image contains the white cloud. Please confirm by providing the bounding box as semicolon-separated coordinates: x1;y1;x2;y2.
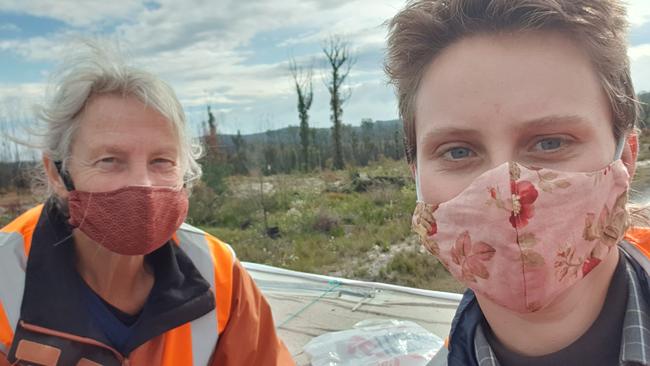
629;43;650;60
0;0;402;101
627;0;650;26
0;34;69;61
0;83;46;144
629;44;650;92
0;23;20;33
276;0;400;49
0;0;145;27
0;83;45;104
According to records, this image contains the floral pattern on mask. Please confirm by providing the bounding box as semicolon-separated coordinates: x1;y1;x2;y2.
578;190;628;276
581;257;602;277
412;202;439;255
450;231;496;283
509;180;539;229
488;164;573;229
583;191;628;247
555;246;585;282
547;169;628;281
531;167;573;193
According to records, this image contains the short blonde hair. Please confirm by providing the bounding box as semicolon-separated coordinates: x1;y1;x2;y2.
385;0;638;164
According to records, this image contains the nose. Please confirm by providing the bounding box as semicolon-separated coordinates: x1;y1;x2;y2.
486;147;517;171
128;162;153;187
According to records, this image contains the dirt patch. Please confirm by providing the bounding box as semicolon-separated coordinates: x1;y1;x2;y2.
228;175;328;198
330;235;417;274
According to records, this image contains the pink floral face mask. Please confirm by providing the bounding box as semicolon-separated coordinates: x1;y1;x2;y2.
412;159;630;313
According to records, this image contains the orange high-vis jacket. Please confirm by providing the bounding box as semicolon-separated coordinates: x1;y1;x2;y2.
623;227;650;260
0;204;295;366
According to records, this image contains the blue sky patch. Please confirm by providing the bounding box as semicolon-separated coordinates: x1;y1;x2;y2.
0;12;66;39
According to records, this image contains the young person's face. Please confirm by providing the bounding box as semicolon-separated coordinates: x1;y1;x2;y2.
414;31;626;205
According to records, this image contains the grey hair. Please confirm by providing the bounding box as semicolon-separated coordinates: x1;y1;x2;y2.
33;39;203;200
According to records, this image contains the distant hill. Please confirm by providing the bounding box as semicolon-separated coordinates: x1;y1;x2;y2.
215;119;402;153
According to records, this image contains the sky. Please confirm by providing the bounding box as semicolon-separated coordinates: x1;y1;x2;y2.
1;0;650;136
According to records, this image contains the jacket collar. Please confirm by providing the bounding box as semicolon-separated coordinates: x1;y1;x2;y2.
19;198;215;355
446;289;481;366
446;241;650;366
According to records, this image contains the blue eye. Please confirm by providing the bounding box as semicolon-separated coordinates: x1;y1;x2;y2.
152;159;175;168
445;147;474;160
97;157;117;165
536;138;563;151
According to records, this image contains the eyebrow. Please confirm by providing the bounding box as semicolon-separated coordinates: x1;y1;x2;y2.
86;144;178;159
515;114;591;133
419;128;481;146
419;114;591;146
86;145;127;158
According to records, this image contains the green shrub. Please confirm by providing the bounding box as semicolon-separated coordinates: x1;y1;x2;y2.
311;210;343;236
377;251;464;292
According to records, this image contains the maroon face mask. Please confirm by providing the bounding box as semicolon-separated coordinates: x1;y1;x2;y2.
67;186;189;256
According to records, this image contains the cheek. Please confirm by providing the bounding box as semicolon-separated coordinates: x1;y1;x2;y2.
418;170;477;205
77;176;125;192
157;171;184;187
70;167;130;192
155;163;184;180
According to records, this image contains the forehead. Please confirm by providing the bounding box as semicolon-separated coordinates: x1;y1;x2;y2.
73;94;179;155
415;31;611;138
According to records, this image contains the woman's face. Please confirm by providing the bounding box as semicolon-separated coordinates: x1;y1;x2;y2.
414;31;631;206
61;94;182;193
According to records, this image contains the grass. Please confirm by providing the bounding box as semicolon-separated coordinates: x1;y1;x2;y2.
196;159;463;292
631;130;650;202
378;251;466;293
0;189;39;227
637;130;650;162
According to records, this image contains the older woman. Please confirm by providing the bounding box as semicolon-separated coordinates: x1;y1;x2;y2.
0;43;293;366
385;0;650;365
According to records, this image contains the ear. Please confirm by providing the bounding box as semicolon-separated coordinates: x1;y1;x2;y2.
43;155;70;199
621;133;638;180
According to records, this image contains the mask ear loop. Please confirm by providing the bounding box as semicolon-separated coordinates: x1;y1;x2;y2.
613;135;626;161
53;160;76;191
414;166;424;203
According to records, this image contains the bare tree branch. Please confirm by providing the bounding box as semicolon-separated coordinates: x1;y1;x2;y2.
289;56;315;171
322;35;355;170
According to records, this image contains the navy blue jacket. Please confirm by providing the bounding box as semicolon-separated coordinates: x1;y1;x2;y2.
429;241;650;366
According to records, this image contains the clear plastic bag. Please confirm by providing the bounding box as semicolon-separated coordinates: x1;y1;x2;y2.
303;319;444;366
